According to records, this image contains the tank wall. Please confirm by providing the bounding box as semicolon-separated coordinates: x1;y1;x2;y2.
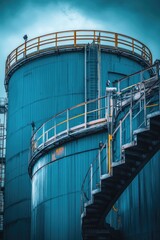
5;51;85;240
31;132;107;240
30;53;151;240
5;47;150;240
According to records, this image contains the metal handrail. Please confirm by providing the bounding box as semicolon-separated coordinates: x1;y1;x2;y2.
81;62;160;214
81;142;107;213
30;63;159;162
5;30;152;80
114;63;157;92
30;95;107;160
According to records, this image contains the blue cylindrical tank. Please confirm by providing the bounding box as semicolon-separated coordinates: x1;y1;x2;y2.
4;30;153;240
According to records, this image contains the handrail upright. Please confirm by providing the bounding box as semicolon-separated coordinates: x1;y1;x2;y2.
90;164;93;198
67;109;69;135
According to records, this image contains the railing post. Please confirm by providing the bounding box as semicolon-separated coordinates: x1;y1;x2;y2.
84;103;87;128
115;33;118;47
143;46;146;60
130;90;133;142
24;42;27;57
84;45;87;102
132;39;134;54
143;82;147;126
130;108;132;142
42;124;45;147
15;49;18;63
98;149;101;180
90;164;93;197
74;31;76;47
108;134;113;175
37;37;40;51
94;30;96;41
67;109;69;135
120;120;122;160
106;139;108;173
55;33;58;48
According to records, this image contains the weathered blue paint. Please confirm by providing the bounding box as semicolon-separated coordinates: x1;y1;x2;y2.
5;43;152;240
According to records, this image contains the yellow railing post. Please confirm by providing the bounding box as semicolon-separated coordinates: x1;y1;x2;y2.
15;49;18;62
115;33;118;47
132;39;134;54
108;134;112;175
74;31;76;47
150;53;153;65
56;33;58;48
37;37;40;51
94;30;96;41
24;42;27;57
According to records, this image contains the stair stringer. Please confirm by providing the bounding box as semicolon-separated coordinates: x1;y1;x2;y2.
82;112;160;239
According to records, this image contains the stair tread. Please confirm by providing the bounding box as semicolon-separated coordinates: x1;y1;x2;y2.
82;111;160;239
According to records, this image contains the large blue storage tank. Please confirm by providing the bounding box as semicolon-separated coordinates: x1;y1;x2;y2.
4;30;154;240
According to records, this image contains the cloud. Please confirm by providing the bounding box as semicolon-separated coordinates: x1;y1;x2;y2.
0;2;104;96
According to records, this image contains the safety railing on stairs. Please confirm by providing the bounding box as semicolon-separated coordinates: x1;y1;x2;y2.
114;64;157;92
81;62;160;215
5;30;152;82
30;63;159;163
81;140;110;212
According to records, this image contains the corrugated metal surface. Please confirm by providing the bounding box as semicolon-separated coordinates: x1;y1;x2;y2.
5;45;151;240
5;51;85;240
31;133;107;240
29;50;149;239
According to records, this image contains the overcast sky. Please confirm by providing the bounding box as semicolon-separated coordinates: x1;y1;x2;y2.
0;0;160;98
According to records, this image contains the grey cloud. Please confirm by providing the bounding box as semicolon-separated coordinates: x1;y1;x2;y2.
0;0;160;59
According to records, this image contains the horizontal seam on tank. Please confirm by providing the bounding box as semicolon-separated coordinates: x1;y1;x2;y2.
4;198;31;211
4;172;31;185
31;147;99;177
4;217;30;226
32;191;80;209
6;149;29;160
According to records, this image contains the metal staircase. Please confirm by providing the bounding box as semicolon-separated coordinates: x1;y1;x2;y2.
81;62;160;239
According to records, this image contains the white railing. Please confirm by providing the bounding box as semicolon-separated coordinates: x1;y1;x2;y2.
30;63;159;163
81;62;160;214
30;96;107;160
